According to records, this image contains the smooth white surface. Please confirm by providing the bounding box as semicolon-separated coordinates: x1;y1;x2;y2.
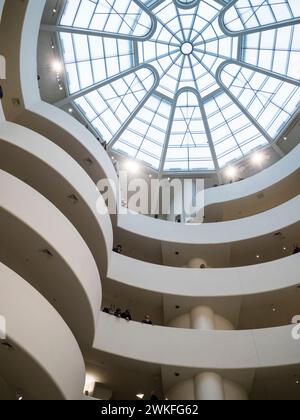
0;0;299;240
166;375;248;401
108;252;300;297
0;169;101;347
190;306;215;330
95;313;300;370
118;195;300;244
0;262;85;400
0;120;113;278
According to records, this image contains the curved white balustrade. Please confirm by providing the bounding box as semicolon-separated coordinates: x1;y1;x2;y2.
0;120;113;279
0;262;85;400
118;195;300;244
94;313;300;370
108;252;300;297
108;253;300;297
0;169;101;348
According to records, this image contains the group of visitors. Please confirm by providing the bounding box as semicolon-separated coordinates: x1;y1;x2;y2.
102;305;153;325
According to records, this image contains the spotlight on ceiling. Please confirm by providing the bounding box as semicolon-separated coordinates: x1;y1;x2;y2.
136;393;145;400
52;60;62;73
125;160;140;174
225;166;237;179
251;151;265;166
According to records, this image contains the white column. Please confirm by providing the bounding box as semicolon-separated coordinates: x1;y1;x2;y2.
194;372;225;401
190;306;215;330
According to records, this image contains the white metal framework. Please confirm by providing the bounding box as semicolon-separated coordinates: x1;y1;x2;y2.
51;0;300;173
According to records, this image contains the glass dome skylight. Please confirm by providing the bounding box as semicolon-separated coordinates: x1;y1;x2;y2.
58;0;300;173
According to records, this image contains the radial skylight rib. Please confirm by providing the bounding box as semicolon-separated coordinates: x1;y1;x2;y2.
242;24;300;81
60;32;134;93
164;90;215;171
74;66;157;143
57;0;300;173
205;90;268;167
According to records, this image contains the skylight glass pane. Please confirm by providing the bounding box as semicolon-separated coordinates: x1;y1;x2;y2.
138;0;238;99
60;33;134;93
242;25;300;80
223;0;300;33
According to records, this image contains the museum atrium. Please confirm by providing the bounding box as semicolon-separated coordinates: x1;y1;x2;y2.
0;0;300;400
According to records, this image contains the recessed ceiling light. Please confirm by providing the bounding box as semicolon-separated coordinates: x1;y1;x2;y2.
225;166;237;179
256;254;260;259
52;60;62;73
271;305;276;312
251;151;265;166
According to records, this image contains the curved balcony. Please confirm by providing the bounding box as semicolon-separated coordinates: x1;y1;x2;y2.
108;252;300;298
118;195;300;245
0;120;113;279
0;262;85;400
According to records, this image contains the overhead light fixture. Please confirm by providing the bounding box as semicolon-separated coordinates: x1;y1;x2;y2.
136;393;144;400
271;305;276;313
251;151;265;166
68;108;73;113
52;60;62;73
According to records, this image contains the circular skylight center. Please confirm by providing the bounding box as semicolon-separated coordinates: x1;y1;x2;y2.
181;42;193;56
